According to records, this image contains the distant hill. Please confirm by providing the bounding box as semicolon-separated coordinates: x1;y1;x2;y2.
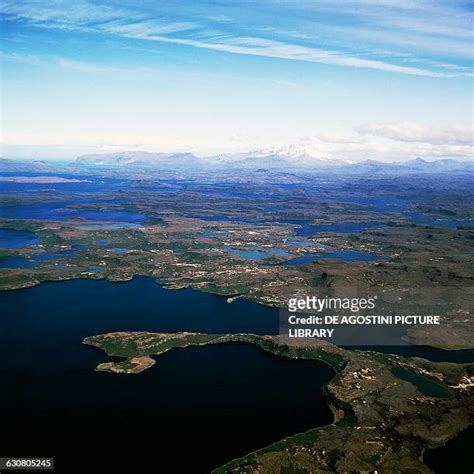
344;157;474;174
1;150;470;174
76;151;201;167
76;146;350;170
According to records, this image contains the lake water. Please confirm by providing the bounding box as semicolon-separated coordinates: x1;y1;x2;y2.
224;245;291;261
74;210;145;222
76;222;142;230
93;239;112;246
0;200;80;220
0;245;87;269
0;228;40;248
425;425;474;473
1;277;473;471
0;277;332;472
391;367;453;398
0;256;36;268
0;203;145;223
286;239;332;249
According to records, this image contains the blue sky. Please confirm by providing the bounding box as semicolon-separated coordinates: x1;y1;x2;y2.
0;0;472;161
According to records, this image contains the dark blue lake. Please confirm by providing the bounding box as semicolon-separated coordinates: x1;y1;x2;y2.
0;245;87;269
0;277;335;472
0;202;144;223
1;275;473;472
0;256;36;268
75;210;145;222
0;228;40;248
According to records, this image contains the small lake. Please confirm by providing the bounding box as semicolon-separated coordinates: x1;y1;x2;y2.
0;199;145;224
286;239;332;249
0;200;79;220
74;210;145;222
93;239;111;246
224;245;291;261
76;222;142;230
0;228;40;248
391;367;453;398
0;256;37;268
0;245;86;269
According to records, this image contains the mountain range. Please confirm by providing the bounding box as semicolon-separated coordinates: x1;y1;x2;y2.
75;147;473;173
76;145;344;169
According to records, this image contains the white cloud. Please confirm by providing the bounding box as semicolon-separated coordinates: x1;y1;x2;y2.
290;124;474;162
97;19;198;38
296;0;472;42
356;123;473;146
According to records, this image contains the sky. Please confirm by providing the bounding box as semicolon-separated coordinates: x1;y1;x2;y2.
0;0;472;161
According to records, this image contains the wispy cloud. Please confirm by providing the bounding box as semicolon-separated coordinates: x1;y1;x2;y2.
0;50;122;73
1;0;472;77
293;0;472;40
117;33;469;78
0;0;140;26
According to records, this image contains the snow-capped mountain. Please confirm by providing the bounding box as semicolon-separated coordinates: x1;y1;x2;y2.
207;145;349;168
252;144;320;159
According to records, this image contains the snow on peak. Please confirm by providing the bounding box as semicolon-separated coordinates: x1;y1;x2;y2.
251;144;337;163
254;144;309;158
